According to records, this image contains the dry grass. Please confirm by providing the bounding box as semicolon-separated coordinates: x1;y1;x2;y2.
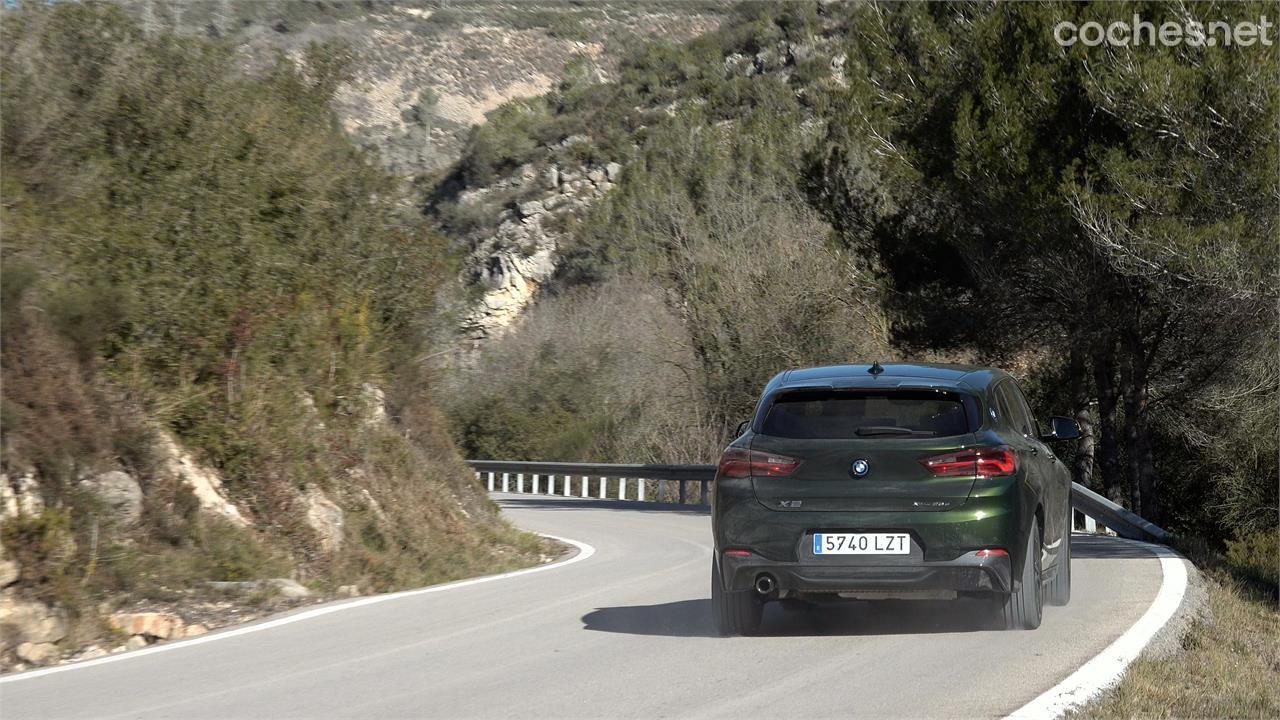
1069;561;1279;719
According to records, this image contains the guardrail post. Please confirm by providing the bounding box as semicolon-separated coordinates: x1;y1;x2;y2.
548;475;556;495
679;481;686;505
582;476;589;498
1085;515;1097;533
488;472;495;492
564;475;572;497
502;472;509;492
699;480;708;505
618;477;626;501
658;479;667;502
599;476;607;499
517;473;525;493
638;479;645;502
533;474;540;494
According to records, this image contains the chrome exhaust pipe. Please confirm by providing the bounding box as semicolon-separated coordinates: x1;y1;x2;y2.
754;574;776;595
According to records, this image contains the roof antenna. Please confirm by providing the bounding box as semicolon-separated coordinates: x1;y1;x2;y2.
868;361;885;376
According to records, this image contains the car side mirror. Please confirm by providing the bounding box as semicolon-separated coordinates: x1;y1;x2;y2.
735;419;751;437
1040;416;1080;442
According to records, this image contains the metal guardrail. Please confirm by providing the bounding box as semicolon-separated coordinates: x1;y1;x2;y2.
467;460;1172;544
1070;483;1172;543
467;460;716;505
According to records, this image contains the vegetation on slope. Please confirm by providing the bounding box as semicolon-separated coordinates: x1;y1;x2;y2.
1069;534;1279;718
1;2;550;662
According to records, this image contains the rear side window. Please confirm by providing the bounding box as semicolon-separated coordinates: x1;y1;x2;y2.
760;390;976;439
994;382;1035;437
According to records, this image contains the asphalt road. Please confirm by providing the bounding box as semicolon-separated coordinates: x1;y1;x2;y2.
2;493;1165;719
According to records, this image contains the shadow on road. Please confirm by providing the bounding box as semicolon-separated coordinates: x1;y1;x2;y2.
494;495;710;515
1070;534;1156;559
582;597;998;638
583;600;719;637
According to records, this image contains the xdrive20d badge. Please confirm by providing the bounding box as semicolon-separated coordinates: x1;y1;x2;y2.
711;362;1080;635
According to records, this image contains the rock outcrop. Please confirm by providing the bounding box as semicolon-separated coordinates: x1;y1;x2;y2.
155;431;249;527
16;641;59;665
109;612;186;641
302;485;345;555
1;470;44;519
108;612;219;650
1;595;68;666
79;470;144;525
0;537;17;588
460;159;622;341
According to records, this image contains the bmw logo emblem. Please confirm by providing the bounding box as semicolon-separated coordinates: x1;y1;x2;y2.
851;459;870;477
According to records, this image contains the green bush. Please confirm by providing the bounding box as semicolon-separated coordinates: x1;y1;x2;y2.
0;510;76;591
1225;530;1280;593
458;100;556;186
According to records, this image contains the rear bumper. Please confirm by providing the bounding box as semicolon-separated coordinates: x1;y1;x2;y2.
712;475;1031;594
719;550;1012;595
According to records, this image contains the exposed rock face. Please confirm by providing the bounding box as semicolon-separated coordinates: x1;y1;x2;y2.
80;470;144;525
16;641;58;665
0;478;12;520
460;160;622;341
1;595;68;654
518;199;545;218
155;431;249;527
465;244;558;341
302;485;345;554
358;383;388;427
265;578;312;599
146;5;723;180
1;471;44;519
0;540;17;588
109;612;186;640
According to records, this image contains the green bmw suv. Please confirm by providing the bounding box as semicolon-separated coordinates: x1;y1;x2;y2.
711;362;1079;635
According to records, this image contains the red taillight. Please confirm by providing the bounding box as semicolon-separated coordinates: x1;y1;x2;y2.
716;447;802;478
975;548;1009;558
919;445;1017;477
723;549;752;558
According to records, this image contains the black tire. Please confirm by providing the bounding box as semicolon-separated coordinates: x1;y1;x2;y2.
1046;511;1071;606
996;518;1043;630
712;557;763;636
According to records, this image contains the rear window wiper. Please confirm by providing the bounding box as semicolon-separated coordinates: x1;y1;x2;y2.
854;426;932;437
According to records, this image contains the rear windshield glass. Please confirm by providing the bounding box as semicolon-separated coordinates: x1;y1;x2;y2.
760;390;976;439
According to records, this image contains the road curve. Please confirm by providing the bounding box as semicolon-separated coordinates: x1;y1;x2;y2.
2;493;1166;719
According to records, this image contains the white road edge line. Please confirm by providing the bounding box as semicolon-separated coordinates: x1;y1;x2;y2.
0;533;595;684
1006;539;1189;720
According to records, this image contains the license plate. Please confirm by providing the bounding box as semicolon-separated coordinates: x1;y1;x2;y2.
814;532;910;555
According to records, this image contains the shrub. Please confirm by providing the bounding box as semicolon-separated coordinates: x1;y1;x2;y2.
1225;530;1280;593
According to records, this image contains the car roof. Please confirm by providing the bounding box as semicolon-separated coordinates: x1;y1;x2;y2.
763;362;1008;396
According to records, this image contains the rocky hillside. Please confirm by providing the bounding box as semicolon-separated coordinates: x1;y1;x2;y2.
430;17;848;342
122;1;727;348
0;3;556;672
1;1;730;672
131;1;723;179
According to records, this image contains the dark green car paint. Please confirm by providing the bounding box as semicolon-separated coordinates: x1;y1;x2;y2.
712;363;1074;607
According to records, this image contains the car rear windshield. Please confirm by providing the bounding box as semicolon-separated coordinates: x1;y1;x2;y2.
760;390;977;439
